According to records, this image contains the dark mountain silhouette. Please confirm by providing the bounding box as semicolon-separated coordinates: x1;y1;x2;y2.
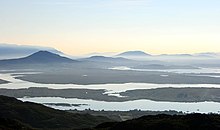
23;51;74;63
0;43;63;59
117;51;151;57
0;51;75;64
0;95;111;130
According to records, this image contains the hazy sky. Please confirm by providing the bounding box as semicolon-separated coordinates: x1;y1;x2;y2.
0;0;220;55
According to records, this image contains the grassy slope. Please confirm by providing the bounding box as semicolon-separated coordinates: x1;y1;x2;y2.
95;114;220;130
0;95;111;130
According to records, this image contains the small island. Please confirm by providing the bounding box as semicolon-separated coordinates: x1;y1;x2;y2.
0;79;9;84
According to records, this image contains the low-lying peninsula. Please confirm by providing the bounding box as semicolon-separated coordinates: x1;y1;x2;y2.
2;87;220;103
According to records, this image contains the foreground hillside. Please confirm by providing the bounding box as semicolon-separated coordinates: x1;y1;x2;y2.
0;95;111;130
94;114;220;130
1;95;220;130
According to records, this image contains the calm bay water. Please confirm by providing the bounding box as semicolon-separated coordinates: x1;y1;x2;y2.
1;69;220;113
19;97;220;113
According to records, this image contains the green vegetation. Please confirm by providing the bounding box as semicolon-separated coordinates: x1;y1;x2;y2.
0;118;34;130
94;114;220;130
2;87;220;103
16;68;220;85
120;87;220;102
1;95;220;130
0;95;111;130
69;109;184;122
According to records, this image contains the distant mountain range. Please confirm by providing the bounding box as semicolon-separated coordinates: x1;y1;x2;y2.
116;51;208;58
0;43;63;59
116;51;220;60
0;51;75;64
80;56;132;62
0;49;218;68
117;51;151;57
1;43;220;63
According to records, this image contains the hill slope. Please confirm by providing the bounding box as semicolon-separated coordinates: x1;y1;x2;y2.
117;51;151;57
81;56;132;62
0;95;111;130
0;43;63;59
0;51;75;64
95;114;220;130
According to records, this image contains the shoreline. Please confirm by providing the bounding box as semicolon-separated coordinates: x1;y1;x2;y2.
2;87;220;103
0;79;10;84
